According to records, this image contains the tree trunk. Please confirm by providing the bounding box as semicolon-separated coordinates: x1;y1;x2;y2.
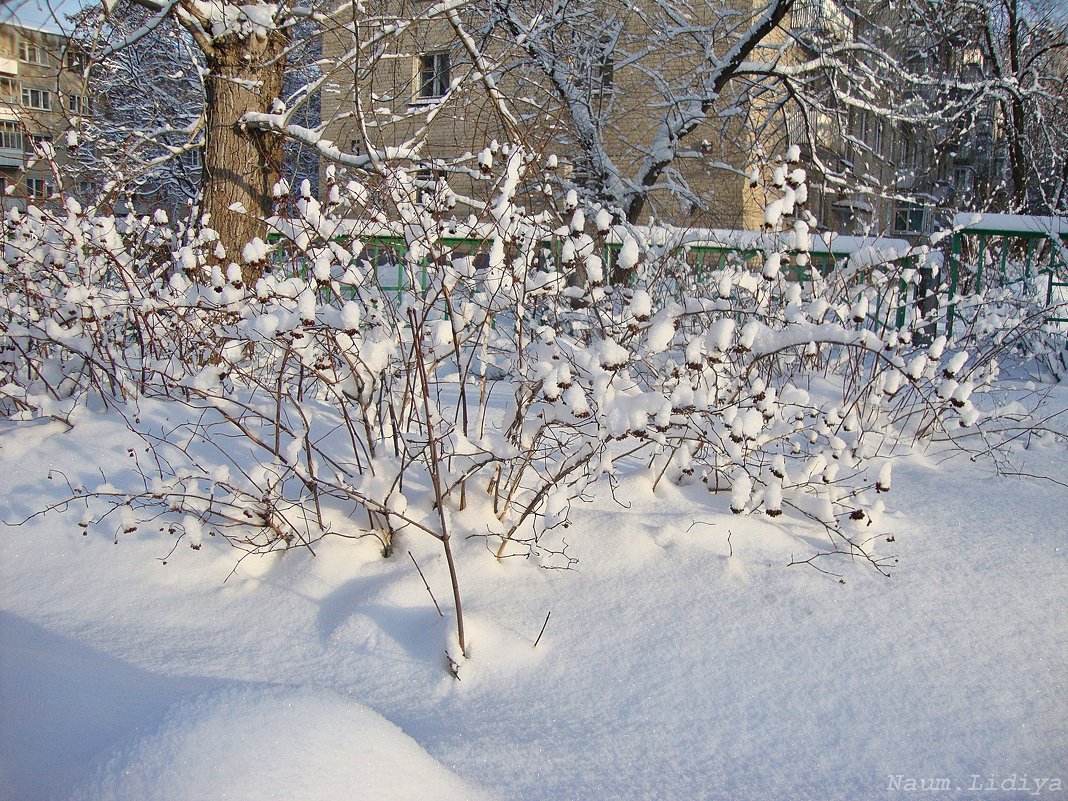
200;18;289;284
1004;0;1031;212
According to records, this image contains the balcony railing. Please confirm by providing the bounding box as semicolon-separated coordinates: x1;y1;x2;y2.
0;146;23;168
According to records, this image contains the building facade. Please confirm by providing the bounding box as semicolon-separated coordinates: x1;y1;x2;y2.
318;0;1016;240
318;0;797;232
0;18;88;209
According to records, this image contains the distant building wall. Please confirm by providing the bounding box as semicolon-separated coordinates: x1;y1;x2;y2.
0;20;87;210
319;0;798;232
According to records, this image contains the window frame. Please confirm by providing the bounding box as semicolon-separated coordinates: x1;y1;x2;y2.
0;75;18;103
26;175;52;198
597;35;614;91
65;45;88;74
893;200;929;234
0;120;23;151
19;40;46;66
67;93;92;116
24;133;54;157
416;51;451;101
22;86;52;111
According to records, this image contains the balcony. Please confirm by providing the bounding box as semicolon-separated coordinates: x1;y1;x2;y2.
0;115;23;168
791;0;854;42
0;146;22;168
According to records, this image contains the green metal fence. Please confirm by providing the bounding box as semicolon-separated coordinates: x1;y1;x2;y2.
948;218;1068;335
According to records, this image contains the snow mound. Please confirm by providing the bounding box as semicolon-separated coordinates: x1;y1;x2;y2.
70;685;494;801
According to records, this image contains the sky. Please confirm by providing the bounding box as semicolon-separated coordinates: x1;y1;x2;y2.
0;0;96;33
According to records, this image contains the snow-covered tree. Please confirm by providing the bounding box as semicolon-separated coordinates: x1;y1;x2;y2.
68;1;322;220
69;2;205;216
471;0;959;235
978;0;1067;214
859;0;1066;220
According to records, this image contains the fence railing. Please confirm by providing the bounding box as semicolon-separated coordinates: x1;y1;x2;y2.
267;215;1067;338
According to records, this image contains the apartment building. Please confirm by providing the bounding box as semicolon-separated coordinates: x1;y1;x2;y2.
803;1;1013;241
319;0;1014;240
319;0;797;231
0;17;87;209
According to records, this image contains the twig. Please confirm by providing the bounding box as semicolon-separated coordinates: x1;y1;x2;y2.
997;470;1068;489
410;308;467;659
409;550;444;617
533;610;551;648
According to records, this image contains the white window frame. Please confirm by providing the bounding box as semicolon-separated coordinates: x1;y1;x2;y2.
952;165;974;194
65;46;87;73
0;121;23;151
416;51;451;100
26;133;53;153
19;40;46;66
893;200;929;234
26;176;52;198
22;87;52;111
67;93;91;116
0;75;18;103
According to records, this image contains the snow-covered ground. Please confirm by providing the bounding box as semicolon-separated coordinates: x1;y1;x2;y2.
1;384;1066;801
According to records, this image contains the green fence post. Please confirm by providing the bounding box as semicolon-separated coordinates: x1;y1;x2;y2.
1049;240;1058;306
896;263;908;331
948;232;961;337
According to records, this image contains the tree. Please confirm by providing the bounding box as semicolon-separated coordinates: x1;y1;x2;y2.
25;0;1065;279
981;0;1068;214
482;0;796;228
69;1;322;220
851;0;1067;220
66;0;490;282
70;2;205;216
475;0;971;236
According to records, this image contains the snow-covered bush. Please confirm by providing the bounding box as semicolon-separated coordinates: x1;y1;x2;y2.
946;250;1068;381
2;147;1051;660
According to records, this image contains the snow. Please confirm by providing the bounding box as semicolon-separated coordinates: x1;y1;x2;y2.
66;686;491;801
953;213;1068;236
617;224;912;262
1;383;1065;801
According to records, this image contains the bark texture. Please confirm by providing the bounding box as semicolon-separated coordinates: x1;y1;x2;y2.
184;1;290;283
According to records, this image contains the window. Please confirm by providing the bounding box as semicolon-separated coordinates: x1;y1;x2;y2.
22;87;52;111
65;45;87;73
597;35;614;90
893;201;928;234
792;0;853;41
67;94;92;116
0;121;23;151
952;166;974;194
25;133;53;156
0;75;17;103
26;176;52;198
857;110;870;143
179;147;202;171
897;135;919;169
20;40;47;65
417;51;450;99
